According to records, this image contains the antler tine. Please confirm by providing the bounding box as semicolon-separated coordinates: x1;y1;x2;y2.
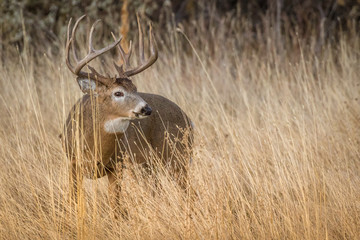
65;18;74;74
148;23;158;60
127;40;133;66
66;16;85;75
120;40;132;69
123;20;158;77
112;32;132;74
137;14;145;63
88;19;101;53
71;15;86;62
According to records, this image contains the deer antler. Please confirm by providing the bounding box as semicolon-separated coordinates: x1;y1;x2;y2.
114;14;158;77
66;15;122;86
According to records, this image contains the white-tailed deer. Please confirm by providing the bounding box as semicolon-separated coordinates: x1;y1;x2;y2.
62;15;193;217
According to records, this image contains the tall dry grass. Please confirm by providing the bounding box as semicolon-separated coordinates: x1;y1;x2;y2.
0;13;359;239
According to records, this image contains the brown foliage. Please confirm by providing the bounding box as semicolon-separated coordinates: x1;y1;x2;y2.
0;0;359;54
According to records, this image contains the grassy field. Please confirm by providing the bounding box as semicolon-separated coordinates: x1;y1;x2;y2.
0;15;359;239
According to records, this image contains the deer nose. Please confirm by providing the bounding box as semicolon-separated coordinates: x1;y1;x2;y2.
141;105;152;116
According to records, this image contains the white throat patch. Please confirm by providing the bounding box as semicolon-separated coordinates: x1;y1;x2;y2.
104;117;130;133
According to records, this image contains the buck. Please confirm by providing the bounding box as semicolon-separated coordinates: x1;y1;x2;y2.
62;15;193;216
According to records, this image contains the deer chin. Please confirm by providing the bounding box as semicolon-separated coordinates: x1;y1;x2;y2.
131;111;149;119
104;117;130;133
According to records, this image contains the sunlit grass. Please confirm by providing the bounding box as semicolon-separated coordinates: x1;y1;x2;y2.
0;16;359;239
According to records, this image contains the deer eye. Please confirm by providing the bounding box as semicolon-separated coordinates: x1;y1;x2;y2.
114;91;124;97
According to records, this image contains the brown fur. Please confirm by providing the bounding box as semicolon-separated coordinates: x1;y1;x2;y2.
62;78;193;217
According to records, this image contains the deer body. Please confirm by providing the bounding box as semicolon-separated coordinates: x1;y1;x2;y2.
64;92;192;178
119;93;192;164
62;15;193;217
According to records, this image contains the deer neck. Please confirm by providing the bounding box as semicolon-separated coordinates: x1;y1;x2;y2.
104;117;130;134
82;98;130;160
96;117;129;164
83;95;131;134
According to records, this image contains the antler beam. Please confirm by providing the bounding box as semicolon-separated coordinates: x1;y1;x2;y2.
65;15;122;85
66;14;158;83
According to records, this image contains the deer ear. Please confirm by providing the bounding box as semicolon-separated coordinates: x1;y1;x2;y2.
77;78;105;94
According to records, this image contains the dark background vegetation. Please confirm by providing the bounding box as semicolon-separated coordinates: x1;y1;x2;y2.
0;0;359;54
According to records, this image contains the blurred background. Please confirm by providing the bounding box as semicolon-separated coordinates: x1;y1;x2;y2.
1;0;359;54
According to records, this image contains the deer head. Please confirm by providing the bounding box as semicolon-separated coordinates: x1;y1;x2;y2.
65;15;157;132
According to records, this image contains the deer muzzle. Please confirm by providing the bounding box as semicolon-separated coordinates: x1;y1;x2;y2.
141;105;152;116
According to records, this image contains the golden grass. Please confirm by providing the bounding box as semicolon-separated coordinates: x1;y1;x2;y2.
0;19;359;239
